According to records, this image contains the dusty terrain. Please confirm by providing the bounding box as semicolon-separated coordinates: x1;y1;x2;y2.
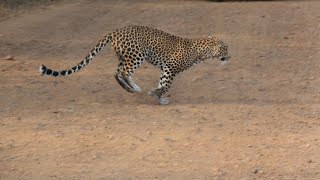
0;0;320;179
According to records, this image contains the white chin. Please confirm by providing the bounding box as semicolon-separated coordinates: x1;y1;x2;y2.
220;61;228;66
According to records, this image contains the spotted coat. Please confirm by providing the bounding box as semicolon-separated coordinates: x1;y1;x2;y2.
39;25;230;105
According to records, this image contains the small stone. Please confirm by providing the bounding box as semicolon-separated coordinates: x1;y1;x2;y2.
254;169;258;174
308;159;312;163
107;135;113;140
283;36;289;39
4;55;14;60
134;136;147;142
164;137;176;142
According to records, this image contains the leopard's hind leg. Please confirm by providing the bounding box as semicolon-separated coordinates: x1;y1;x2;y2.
115;52;144;93
115;70;135;93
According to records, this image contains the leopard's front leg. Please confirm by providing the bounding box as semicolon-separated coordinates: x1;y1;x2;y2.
148;67;175;105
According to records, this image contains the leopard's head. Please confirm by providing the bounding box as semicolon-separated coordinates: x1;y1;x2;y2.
208;36;231;63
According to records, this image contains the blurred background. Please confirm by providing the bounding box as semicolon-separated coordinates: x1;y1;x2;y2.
0;0;319;179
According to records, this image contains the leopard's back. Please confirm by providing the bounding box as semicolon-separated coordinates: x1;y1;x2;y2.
110;26;188;68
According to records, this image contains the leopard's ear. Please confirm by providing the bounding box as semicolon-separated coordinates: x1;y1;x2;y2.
208;35;213;39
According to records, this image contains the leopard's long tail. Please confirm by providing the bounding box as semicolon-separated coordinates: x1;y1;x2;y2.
39;34;112;77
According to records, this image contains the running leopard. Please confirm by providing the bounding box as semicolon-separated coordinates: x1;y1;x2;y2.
39;25;231;105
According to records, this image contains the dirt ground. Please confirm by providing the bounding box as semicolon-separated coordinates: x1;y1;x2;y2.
0;0;320;179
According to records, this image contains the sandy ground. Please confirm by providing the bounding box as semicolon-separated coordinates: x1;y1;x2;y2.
0;0;320;179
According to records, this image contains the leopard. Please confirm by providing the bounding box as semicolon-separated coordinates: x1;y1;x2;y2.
39;25;231;105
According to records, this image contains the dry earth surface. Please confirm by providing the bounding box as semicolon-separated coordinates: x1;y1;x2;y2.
0;0;320;179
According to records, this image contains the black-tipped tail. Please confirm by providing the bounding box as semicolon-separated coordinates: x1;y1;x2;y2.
39;64;65;77
39;65;56;76
39;34;112;77
39;65;46;75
